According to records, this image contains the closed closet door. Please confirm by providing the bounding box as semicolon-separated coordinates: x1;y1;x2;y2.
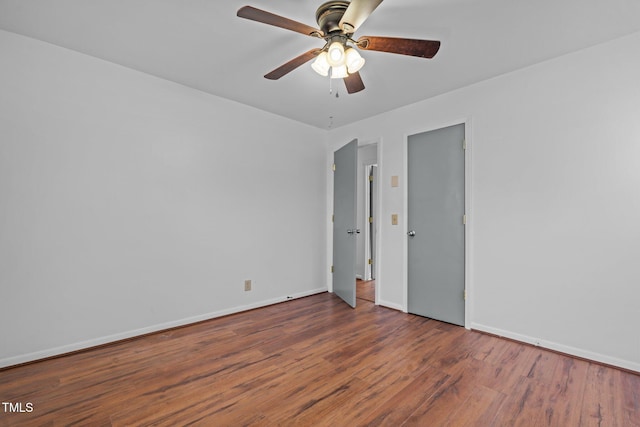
407;124;465;326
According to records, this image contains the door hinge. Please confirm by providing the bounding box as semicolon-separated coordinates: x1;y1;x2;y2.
463;214;467;225
332;163;336;171
369;216;374;223
331;265;334;273
463;138;467;150
369;175;374;182
368;258;373;265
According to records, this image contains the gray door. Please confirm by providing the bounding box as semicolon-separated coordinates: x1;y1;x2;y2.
407;124;465;326
333;139;358;308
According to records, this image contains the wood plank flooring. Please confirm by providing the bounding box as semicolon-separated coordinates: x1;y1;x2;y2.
0;289;638;426
356;279;375;303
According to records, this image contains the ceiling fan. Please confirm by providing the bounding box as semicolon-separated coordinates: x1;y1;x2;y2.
237;0;441;94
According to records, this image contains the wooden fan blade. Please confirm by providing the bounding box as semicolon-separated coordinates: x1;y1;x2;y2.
344;72;365;94
237;6;323;37
264;49;323;80
357;36;441;58
339;0;384;33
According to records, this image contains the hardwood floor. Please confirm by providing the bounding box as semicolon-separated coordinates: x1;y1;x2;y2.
1;291;638;426
356;279;375;302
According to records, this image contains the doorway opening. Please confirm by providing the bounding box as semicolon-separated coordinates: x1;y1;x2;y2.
356;143;378;304
356;279;375;303
331;139;379;309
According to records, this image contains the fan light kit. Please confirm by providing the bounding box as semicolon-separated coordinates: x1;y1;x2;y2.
313;36;365;78
237;0;441;94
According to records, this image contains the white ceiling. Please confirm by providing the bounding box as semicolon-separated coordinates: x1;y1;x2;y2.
1;0;639;129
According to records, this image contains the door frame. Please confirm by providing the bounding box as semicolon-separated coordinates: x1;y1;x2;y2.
402;119;473;329
361;141;381;305
364;164;377;282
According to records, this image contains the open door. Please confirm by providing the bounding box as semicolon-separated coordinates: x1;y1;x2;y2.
333;139;358;308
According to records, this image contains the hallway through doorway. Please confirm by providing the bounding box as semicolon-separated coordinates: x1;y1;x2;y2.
356;279;375;303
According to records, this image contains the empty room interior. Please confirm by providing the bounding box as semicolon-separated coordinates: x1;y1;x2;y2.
0;0;639;425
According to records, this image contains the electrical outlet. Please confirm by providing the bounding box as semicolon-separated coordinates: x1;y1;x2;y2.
244;280;252;291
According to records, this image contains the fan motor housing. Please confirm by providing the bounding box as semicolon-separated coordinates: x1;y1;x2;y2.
316;1;350;34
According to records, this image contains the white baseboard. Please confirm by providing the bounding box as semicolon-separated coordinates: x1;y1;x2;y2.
470;322;640;373
0;288;328;369
378;299;404;312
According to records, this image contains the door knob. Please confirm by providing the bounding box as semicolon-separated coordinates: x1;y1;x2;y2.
407;230;416;237
347;229;361;235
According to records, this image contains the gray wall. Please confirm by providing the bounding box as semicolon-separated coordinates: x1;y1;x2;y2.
0;30;327;367
326;31;640;371
3;26;639;372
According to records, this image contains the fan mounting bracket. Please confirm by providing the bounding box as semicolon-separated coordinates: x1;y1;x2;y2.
315;1;351;35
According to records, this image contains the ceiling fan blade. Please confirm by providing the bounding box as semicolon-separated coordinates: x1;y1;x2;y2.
264;49;323;80
339;0;384;33
357;36;441;58
344;72;365;94
237;6;323;37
